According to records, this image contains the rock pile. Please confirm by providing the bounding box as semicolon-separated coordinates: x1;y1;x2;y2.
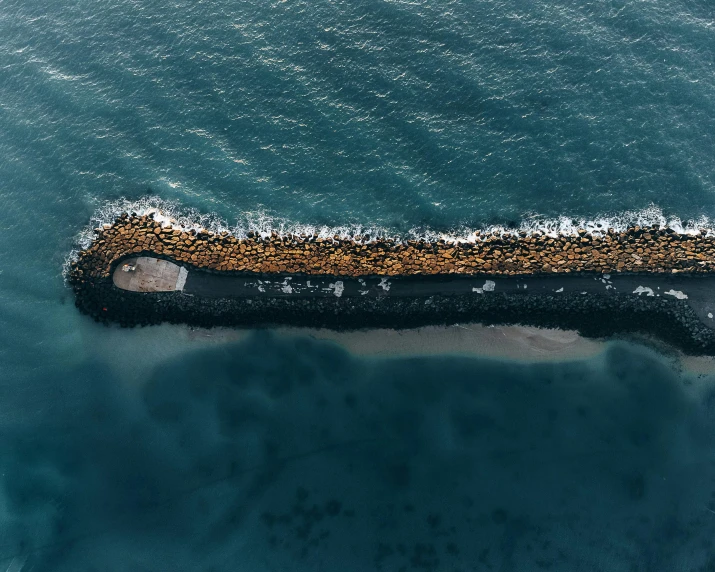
66;212;715;354
69;213;715;283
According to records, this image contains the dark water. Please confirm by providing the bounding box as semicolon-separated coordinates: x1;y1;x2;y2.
4;336;715;570
1;0;715;569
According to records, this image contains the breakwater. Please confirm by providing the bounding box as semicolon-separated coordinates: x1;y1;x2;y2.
67;210;715;354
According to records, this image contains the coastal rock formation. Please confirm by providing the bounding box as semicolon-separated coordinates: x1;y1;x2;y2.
68;212;715;284
66;211;715;354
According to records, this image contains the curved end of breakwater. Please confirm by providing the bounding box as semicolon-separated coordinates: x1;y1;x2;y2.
67;210;715;355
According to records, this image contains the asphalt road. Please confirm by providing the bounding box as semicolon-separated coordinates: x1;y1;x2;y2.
184;270;715;329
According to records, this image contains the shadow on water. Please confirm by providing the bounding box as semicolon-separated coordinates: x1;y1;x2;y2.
2;333;715;571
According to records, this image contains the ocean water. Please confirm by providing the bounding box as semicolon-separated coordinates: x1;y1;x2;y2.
2;0;715;569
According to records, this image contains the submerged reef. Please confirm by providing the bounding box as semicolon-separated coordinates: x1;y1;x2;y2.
67;211;715;355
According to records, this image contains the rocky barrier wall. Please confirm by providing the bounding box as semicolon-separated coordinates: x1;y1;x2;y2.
67;211;715;354
68;212;715;283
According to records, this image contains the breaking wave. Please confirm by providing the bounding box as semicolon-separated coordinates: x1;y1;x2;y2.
63;196;715;279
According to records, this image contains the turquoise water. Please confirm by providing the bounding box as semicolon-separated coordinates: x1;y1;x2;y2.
2;0;715;569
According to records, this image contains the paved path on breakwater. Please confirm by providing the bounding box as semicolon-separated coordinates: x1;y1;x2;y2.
114;257;715;328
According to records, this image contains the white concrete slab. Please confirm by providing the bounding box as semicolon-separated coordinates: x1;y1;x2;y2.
113;257;184;292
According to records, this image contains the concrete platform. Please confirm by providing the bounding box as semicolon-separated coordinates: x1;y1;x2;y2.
113;257;188;292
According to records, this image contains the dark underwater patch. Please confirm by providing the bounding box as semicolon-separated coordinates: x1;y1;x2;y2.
1;337;715;571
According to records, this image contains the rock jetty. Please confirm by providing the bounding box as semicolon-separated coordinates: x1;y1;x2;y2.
67;211;715;355
69;212;715;283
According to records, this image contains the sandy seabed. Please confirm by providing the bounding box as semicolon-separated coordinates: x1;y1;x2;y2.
278;323;604;361
67;311;715;571
170;321;603;361
229;322;715;374
304;324;715;376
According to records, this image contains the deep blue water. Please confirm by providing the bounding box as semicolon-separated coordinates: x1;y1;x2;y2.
1;0;715;569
